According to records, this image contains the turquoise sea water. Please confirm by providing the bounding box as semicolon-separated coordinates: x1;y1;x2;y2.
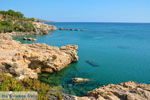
14;22;150;96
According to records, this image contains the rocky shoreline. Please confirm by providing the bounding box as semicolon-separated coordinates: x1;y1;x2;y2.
74;81;150;100
0;34;78;80
0;22;57;37
0;23;150;100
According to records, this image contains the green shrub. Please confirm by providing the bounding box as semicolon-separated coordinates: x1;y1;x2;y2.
0;9;24;19
0;10;37;33
0;74;63;100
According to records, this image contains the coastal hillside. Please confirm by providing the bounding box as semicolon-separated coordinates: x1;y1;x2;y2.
0;10;56;34
0;10;78;100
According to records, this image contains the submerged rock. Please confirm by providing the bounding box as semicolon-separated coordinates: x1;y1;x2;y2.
59;27;83;31
59;27;64;30
72;78;91;83
86;60;99;67
0;39;78;80
117;46;130;49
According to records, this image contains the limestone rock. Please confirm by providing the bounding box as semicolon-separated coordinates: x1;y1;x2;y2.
75;81;150;100
0;39;78;80
23;37;37;41
72;78;91;83
32;22;57;33
0;33;13;40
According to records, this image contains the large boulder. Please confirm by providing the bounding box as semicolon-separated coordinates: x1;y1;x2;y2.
72;78;91;83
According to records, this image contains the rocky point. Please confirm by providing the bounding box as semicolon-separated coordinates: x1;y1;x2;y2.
0;35;78;80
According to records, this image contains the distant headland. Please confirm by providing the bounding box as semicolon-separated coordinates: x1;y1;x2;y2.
36;19;56;23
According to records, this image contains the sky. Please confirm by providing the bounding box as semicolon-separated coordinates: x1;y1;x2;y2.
1;0;150;22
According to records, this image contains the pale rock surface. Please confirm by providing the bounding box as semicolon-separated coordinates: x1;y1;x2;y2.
72;78;91;83
0;38;78;80
75;81;150;100
32;22;57;34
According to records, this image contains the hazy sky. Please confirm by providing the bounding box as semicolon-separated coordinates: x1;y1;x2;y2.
1;0;150;22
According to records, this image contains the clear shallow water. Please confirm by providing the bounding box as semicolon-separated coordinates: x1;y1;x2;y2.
15;22;150;96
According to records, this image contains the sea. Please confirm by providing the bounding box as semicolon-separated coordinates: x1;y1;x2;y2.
14;22;150;96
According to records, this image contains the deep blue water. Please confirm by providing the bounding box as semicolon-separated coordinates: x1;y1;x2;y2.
14;22;150;96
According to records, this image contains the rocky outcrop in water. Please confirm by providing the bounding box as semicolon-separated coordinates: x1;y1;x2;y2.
72;78;91;83
23;37;37;41
0;38;78;80
74;81;150;100
32;22;57;34
59;27;83;31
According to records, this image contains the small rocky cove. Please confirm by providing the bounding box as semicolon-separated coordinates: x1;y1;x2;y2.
0;23;150;100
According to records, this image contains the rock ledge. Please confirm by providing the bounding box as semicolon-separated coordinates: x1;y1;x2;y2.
75;81;150;100
0;38;78;80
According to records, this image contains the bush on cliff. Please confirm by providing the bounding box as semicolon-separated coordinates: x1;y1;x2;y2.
0;10;36;33
0;21;13;33
0;20;36;33
0;74;63;100
0;10;24;19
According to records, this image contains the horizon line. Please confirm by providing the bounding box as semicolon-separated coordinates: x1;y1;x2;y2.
49;21;150;24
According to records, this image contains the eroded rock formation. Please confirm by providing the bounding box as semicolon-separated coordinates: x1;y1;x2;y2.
72;78;91;83
32;22;57;34
74;81;150;100
0;38;78;80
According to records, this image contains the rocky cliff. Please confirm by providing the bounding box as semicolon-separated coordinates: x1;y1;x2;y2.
0;37;78;80
74;81;150;100
0;10;57;34
32;22;57;34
